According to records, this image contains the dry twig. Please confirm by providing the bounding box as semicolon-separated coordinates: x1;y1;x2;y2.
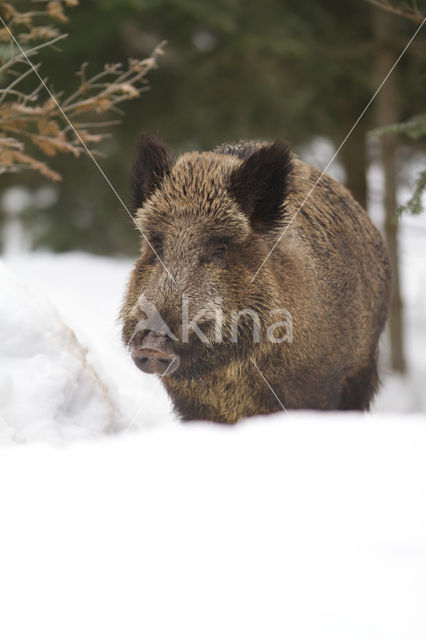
0;1;163;180
363;0;425;24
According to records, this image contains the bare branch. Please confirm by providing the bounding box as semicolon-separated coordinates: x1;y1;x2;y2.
0;32;68;74
0;4;163;181
0;62;41;105
363;0;425;23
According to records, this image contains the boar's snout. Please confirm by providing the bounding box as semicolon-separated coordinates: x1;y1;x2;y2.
131;331;180;376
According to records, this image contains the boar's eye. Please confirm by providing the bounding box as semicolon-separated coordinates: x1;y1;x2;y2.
206;244;227;264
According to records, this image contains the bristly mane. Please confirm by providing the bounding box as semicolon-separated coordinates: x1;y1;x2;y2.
214;141;264;160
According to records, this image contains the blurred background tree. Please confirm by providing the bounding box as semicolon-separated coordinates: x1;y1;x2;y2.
366;0;425;373
1;0;424;253
0;0;425;371
0;0;163;251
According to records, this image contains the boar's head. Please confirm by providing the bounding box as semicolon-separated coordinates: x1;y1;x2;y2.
121;135;293;379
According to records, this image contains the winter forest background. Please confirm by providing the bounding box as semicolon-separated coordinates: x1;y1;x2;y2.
0;1;426;638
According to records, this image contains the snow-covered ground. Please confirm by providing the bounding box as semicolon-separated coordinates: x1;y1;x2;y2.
0;181;425;637
0;261;115;443
0;414;425;639
0;251;174;442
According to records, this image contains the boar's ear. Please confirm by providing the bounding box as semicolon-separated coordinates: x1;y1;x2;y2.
129;134;172;215
228;141;292;232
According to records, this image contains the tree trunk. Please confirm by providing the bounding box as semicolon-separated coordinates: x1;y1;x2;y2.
373;8;406;373
339;120;368;210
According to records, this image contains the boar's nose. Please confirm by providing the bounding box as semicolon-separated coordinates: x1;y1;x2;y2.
131;331;180;376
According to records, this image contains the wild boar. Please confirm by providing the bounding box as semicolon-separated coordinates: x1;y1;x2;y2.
120;135;391;423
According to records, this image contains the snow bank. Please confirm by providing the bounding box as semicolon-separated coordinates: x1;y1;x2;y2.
2;252;176;441
0;413;425;639
0;262;115;443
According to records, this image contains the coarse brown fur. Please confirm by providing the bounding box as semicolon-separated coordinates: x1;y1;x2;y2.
121;135;391;423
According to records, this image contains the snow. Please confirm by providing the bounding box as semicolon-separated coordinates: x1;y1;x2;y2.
0;262;116;442
0;252;175;442
0;414;425;639
0;202;425;637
